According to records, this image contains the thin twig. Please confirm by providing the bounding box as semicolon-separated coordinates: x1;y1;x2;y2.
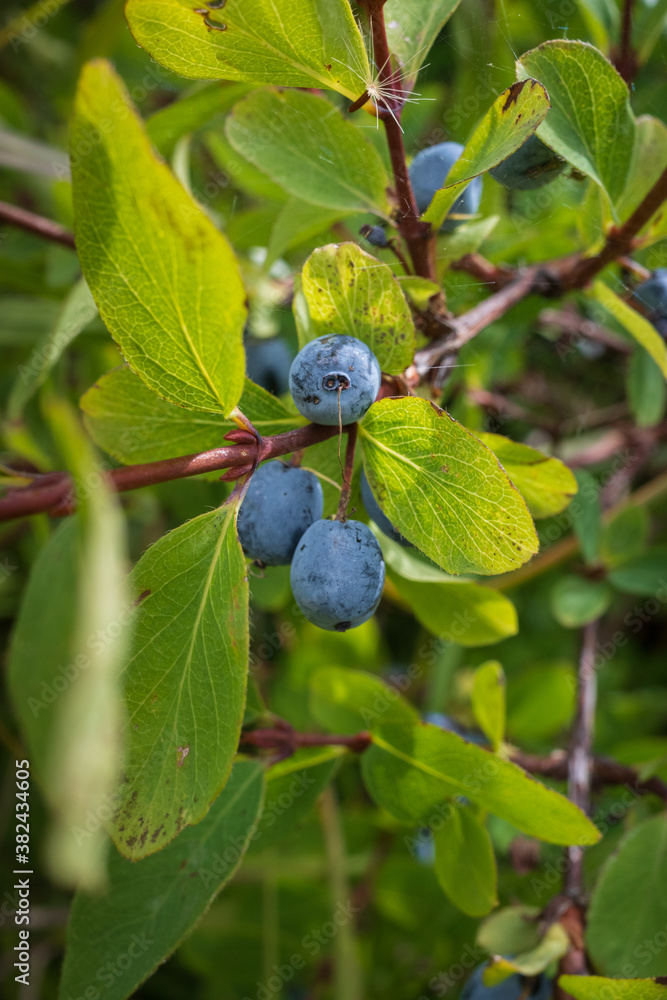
0;200;76;249
336;423;358;521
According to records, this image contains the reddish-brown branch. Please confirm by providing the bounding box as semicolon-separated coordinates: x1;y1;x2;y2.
360;0;435;281
241;726;372;756
613;0;638;84
512;749;667;804
0;421;343;523
566;164;667;289
0;200;76;250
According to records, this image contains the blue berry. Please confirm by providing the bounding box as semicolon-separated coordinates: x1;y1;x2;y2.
288;335;381;426
490;134;565;190
361;224;390;248
462;965;552;1000
237;461;323;565
360;470;410;546
409;142;482;232
245;335;293;396
290;519;385;631
635;270;667;338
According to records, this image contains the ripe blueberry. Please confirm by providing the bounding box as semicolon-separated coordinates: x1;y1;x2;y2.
634;269;667;338
290;519;385;631
360;224;390;248
245;334;293;396
462;965;552;1000
425;711;487;746
490;134;565;190
409;142;482;232
237;461;323;565
360;470;410;546
288;335;381;425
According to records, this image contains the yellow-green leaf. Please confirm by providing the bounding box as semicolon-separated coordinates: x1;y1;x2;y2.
433;806;498;916
559;977;667;1000
477;432;578;519
472;660;506;750
71;59;246;414
589;280;667;379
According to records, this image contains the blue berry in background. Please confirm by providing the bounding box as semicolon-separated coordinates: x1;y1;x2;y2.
360;223;390;248
237;461;323;566
425;711;487;746
360;469;411;546
409;142;482;232
290;519;385;631
462;964;552;999
490;134;565;191
414;827;436;866
288;335;381;426
634;270;667;338
245;334;293;396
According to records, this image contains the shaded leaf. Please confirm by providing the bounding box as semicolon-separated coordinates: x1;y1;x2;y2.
267;199;345;267
484;922;569;984
359;397;539;575
384;0;463;89
109;499;248;859
433;806;498;916
478;904;542;956
59;760;264;1000
601;506;650;569
300;243;415;373
226;90;391;214
71;60;246;414
309;665;419;734
146;82;253;157
550;575;613;628
472;661;505;750
608;551;667;596
518;40;635;211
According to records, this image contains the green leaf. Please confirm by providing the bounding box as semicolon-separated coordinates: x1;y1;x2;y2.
559;977;667;1000
109;499;249;859
550;575;613;628
361;723;601;844
627;347;667;428
506;663;576;742
309;665;419;734
608;551;667;597
433;806;497;917
615;115;667;228
250;747;342;852
571;468;602;566
423;79;550;229
81;365;302;465
226;90;391;215
8;403;129;890
125;0;369;98
267;198;345;267
587;814;667;977
71;59;246;414
477;904;542;956
146;82;253;157
517;41;635;211
436;216;500;271
484;922;570;984
589;281;667;378
8;279;98;419
359;397;539;575
300;243;415;373
384;0;463;89
59;760;264;1000
477;432;578;519
388;571;518;647
472;661;505;750
601;506;650;569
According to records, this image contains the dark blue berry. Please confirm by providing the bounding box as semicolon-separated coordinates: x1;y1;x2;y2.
290;519;385;631
635;270;667;339
288;335;381;425
237;461;323;565
490;134;565;190
409;142;482;232
245;335;293;396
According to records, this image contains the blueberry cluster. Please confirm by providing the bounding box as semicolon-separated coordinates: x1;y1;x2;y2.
238;334;404;632
634;269;667;338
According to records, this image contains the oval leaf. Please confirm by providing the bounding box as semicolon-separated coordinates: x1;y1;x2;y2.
226;89;391;215
472;660;506;749
589;280;667;379
477;432;578;519
125;0;369;98
59;760;264;1000
300;243;416;373
109;499;249;859
423;79;550;229
359;397;539;576
71;59;246;414
309;665;419;734
433;806;498;916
